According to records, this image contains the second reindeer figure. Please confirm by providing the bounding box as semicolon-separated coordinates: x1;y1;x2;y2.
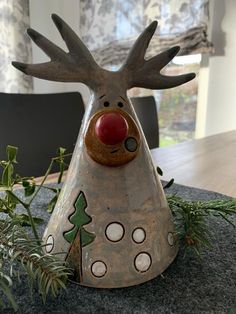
13;14;195;288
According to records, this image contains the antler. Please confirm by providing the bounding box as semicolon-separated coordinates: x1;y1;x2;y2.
12;15;195;92
121;21;196;89
12;14;100;88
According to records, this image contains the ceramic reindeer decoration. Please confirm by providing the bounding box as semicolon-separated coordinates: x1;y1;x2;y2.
13;14;195;288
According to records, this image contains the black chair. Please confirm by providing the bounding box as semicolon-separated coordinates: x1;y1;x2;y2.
0;92;85;177
131;96;159;149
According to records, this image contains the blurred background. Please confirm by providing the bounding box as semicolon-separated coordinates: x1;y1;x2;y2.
0;0;235;149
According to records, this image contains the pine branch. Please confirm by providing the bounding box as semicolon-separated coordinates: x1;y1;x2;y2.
167;194;236;257
0;146;73;309
0;220;73;308
0;271;17;311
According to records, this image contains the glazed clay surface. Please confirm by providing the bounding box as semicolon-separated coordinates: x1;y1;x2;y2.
43;91;177;287
12;14;195;288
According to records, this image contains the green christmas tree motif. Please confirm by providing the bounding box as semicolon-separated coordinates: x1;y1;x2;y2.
64;191;95;247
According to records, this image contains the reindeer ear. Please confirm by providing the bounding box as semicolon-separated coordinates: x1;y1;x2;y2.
121;21;196;90
12;14;101;89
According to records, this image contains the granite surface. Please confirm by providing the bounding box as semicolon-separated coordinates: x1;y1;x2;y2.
1;183;236;314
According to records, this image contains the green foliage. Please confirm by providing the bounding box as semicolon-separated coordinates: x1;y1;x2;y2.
167;194;236;257
64;192;95;247
7;146;18;163
0;146;38;228
0;146;72;310
0;272;17;311
0;145;71;235
46;189;61;214
157;166;236;256
56;147;67;184
0;220;73;309
38;146;71;213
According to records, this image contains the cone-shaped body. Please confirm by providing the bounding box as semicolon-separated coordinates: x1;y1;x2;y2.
12;14;196;288
43;82;178;288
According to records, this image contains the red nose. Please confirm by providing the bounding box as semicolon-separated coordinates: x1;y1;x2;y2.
95;112;129;145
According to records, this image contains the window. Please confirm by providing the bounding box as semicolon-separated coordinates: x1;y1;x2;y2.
157;54;201;146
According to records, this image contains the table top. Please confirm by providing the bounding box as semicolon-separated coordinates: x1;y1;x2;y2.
38;130;236;198
151;130;236;198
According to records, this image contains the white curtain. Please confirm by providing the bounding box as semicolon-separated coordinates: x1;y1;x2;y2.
80;0;213;67
0;0;32;93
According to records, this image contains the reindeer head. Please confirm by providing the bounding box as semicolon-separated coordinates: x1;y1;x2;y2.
12;14;195;167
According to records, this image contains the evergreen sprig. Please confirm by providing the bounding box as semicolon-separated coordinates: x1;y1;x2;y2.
0;146;72;310
0;146;71;239
0;271;16;310
0;219;73;310
167;194;236;256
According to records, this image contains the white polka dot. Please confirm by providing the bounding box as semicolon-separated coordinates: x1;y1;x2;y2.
168;232;174;246
105;222;124;242
45;235;54;253
134;252;151;272
91;261;107;277
132;228;146;243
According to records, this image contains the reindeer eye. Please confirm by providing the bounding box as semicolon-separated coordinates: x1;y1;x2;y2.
118;102;123;108
104;101;110;107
